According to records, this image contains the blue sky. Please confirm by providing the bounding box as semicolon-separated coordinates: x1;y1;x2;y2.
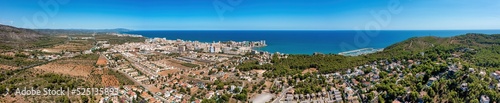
1;0;499;30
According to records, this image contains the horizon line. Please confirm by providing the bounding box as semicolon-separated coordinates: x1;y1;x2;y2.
3;24;500;31
129;29;500;31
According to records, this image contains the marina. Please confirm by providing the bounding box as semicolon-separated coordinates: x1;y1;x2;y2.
338;48;384;56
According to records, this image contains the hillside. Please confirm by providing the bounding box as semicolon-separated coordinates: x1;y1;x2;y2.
238;33;500;76
384;33;500;51
0;24;45;48
35;28;132;35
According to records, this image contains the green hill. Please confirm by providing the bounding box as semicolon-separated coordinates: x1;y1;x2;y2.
238;33;500;77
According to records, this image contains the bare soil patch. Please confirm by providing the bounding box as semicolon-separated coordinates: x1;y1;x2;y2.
0;95;29;103
96;55;107;66
101;75;120;87
301;68;318;74
34;59;95;77
0;64;16;70
146;85;162;93
158;69;180;76
41;40;93;53
154;59;190;69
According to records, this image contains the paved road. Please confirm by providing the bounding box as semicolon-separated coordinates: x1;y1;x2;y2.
110;55;168;102
122;53;157;77
272;86;293;103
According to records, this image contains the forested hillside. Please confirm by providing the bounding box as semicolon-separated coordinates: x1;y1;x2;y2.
238;33;500;77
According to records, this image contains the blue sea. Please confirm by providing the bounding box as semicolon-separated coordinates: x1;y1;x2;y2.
124;30;500;54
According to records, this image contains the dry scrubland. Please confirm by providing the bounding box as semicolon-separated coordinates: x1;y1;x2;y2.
101;75;120;87
42;40;94;53
34;58;96;77
0;64;16;70
0;54;131;102
0;67;99;103
155;59;191;76
0;25;147;102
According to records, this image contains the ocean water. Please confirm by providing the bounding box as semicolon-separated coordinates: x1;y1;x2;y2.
124;30;500;54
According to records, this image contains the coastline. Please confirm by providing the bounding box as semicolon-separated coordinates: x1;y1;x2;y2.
121;30;500;55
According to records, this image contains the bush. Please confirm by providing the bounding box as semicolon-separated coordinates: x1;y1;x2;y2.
0;55;13;60
15;53;28;58
182;63;199;68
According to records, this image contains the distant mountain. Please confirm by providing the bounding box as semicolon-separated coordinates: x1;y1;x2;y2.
0;24;45;48
35;28;132;35
383;33;500;53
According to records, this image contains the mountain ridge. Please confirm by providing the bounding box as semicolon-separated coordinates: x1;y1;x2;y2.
0;24;45;48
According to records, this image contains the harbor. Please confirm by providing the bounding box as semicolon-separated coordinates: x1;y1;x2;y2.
338;48;384;56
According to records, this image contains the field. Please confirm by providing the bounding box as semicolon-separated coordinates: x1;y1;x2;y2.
101;75;120;87
94;35;145;45
0;52;46;68
105;69;135;85
0;64;16;70
41;40;94;53
154;59;191;69
0;68;99;103
30;36;68;49
153;59;191;76
0;53;137;102
0;27;147;102
34;55;98;77
159;69;180;76
181;63;200;68
96;55;108;66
